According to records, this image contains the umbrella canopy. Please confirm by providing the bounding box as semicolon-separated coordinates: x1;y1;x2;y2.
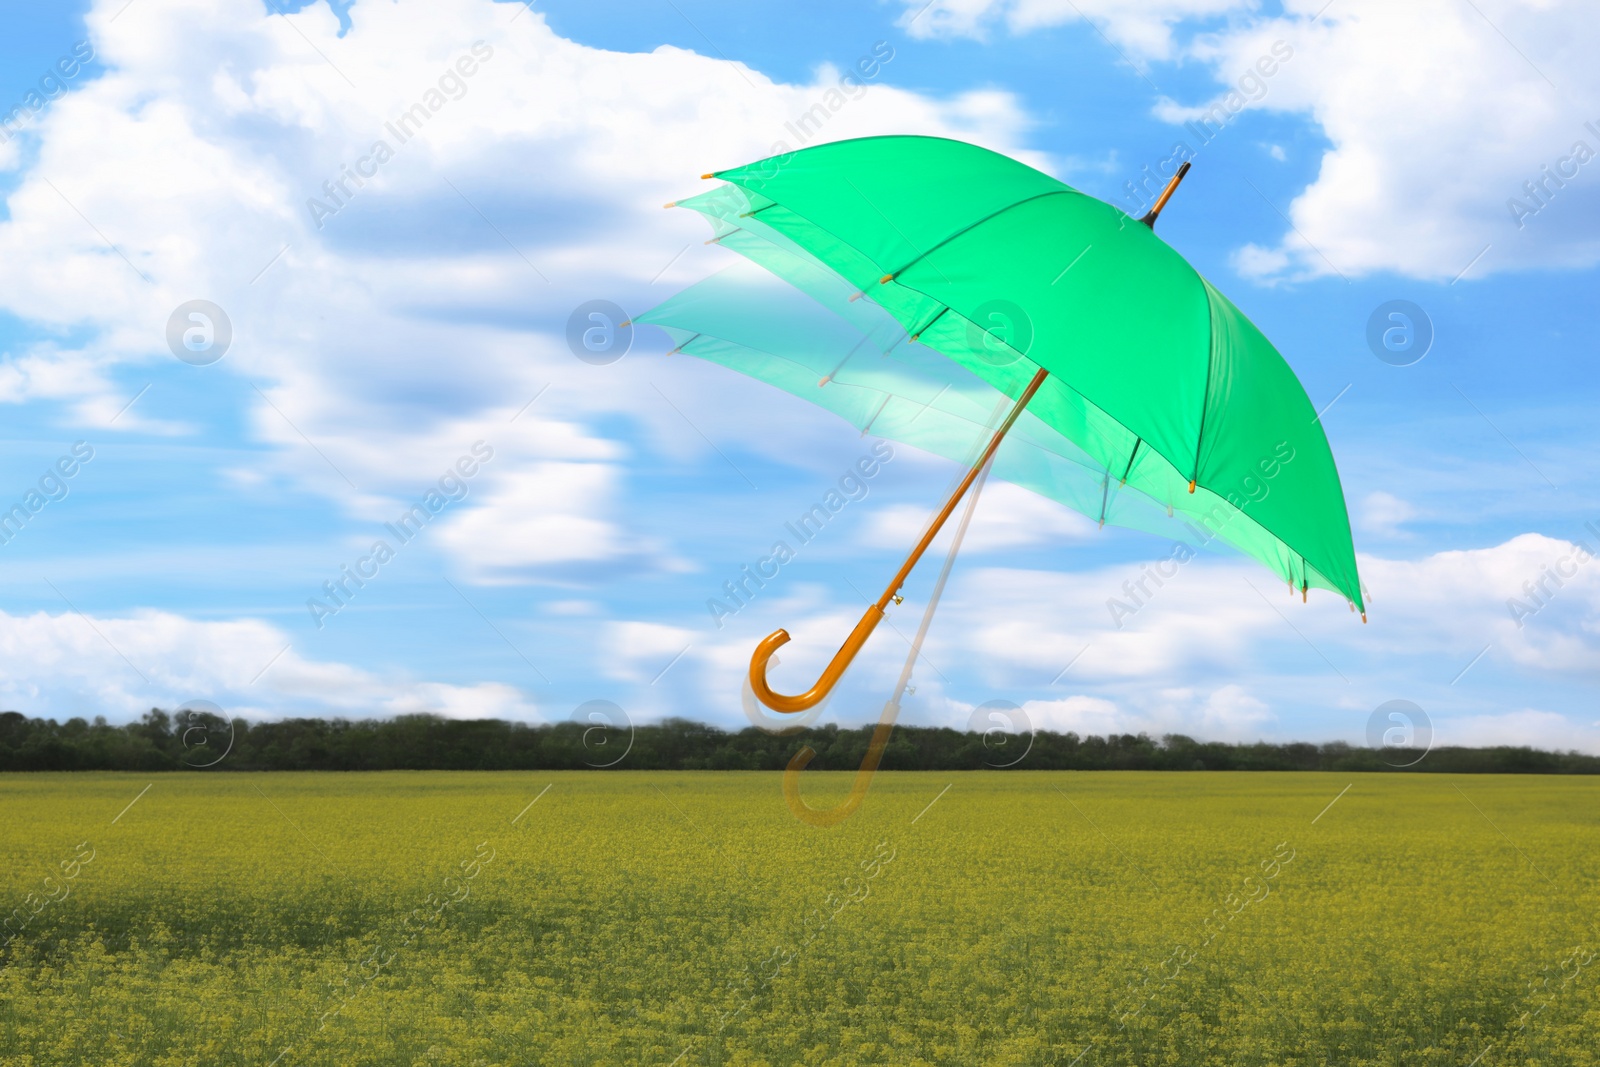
670;136;1363;615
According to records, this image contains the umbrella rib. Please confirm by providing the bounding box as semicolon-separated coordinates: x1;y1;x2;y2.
878;189;1075;284
818;331;877;386
860;393;892;437
1100;437;1141;527
1188;281;1217;492
909;306;949;342
1119;438;1141;485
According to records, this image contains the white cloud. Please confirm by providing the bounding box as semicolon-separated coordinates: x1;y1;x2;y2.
1215;0;1600;280
1013;683;1273;741
1359;532;1600;674
1358;490;1417;539
902;0;1600;280
898;0;1244;61
1014;693;1127;734
1441;708;1598;750
1005;532;1600;684
0;0;1037;583
431;458;658;581
860;480;1098;554
602;620;696;685
0;606;538;722
943;558;1277;685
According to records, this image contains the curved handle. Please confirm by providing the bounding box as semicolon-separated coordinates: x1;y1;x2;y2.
748;605;885;714
783;718;896;827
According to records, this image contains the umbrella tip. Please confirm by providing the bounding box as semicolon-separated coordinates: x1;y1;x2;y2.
700;172;716;179
847;290;864;302
1187;479;1196;494
662;201;676;209
879;273;894;285
618;319;632;329
1140;161;1192;230
817;376;831;387
1361;612;1368;624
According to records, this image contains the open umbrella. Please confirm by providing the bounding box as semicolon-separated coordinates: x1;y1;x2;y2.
660;135;1364;714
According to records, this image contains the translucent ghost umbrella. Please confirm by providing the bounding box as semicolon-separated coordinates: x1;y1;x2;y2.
638;258;1245;547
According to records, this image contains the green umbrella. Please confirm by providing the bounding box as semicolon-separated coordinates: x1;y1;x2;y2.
662;136;1364;712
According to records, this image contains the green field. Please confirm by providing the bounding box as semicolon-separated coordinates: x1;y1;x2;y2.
1;771;1597;1066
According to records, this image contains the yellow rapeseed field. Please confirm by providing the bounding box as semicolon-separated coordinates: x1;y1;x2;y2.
1;771;1597;1065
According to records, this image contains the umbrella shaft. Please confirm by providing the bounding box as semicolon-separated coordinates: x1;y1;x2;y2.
874;366;1049;611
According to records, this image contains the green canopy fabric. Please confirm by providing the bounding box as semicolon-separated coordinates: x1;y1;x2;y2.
669;136;1363;613
638;260;1301;555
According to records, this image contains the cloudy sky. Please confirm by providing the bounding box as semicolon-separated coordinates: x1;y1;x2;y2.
0;0;1594;750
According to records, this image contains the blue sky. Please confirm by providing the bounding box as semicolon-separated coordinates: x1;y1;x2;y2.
0;0;1595;750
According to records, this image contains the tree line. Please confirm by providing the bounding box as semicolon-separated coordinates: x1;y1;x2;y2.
0;709;1594;773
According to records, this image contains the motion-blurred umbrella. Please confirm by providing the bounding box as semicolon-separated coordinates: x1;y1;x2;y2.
654;135;1364;715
